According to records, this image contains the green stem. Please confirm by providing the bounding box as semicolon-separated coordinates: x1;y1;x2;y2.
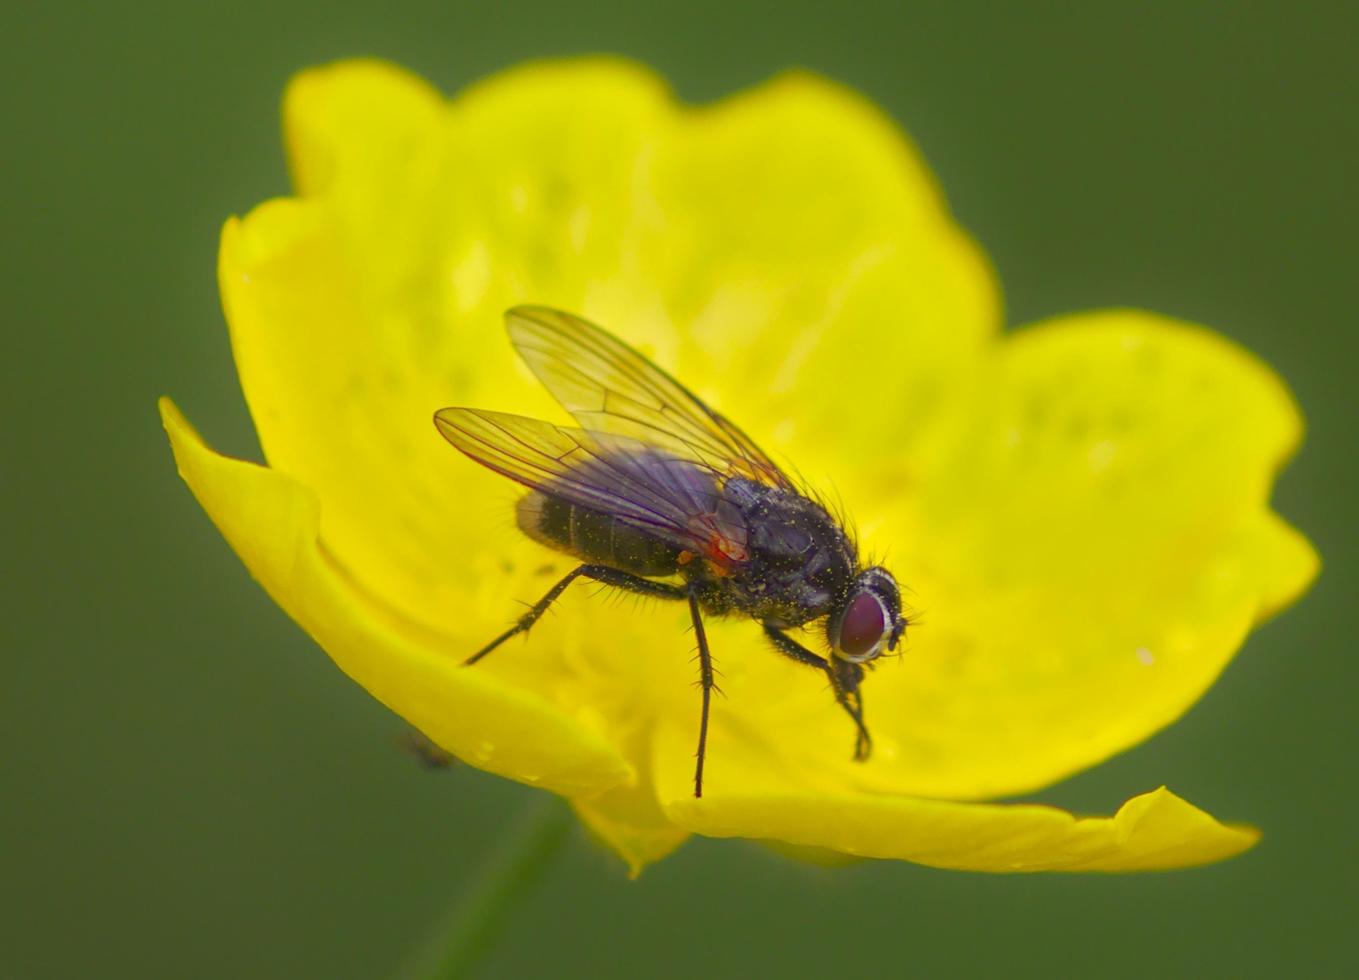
399;792;574;980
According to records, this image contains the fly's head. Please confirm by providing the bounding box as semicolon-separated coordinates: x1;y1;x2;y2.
826;566;906;665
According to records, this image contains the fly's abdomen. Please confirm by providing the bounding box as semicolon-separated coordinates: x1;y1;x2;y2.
516;492;681;577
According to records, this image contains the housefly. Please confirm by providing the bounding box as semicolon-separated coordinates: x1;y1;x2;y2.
434;307;908;798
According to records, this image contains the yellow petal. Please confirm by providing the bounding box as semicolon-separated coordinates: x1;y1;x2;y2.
651;708;1256;872
1247;510;1321;624
666;785;1257;872
641;70;1001;470
758;310;1314;801
285;58;444;199
159;397;631;797
573;785;690;877
217;197;503;638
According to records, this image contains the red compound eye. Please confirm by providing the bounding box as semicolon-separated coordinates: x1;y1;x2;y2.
837;592;887;660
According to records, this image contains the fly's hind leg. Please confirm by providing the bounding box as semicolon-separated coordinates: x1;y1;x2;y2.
687;587;716;799
466;564;686;666
763;625;872;761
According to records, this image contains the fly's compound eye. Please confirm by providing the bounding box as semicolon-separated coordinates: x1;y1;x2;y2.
834;591;889;663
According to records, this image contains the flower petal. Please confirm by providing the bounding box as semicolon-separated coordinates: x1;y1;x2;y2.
639;70;1001;470
815;311;1316;800
217;197;507;638
285;58;445;200
652;710;1257;872
572;785;690;877
665;785;1257;872
159;397;632;797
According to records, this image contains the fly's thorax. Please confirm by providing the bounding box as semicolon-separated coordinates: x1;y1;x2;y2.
719;477;857;625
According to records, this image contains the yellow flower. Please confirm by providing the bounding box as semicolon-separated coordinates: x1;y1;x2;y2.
161;57;1317;875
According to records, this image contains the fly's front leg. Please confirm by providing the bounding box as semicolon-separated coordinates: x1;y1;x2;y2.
466;563;685;666
763;625;872;762
829;657;871;762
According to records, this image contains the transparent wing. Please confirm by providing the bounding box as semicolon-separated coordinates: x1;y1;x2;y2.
505;306;794;490
434;407;750;565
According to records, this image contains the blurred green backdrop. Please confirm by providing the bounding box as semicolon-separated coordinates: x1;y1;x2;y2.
4;2;1354;977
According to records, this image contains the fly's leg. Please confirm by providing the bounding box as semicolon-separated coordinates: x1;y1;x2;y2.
466;564;685;666
763;625;872;761
688;587;716;799
830;657;872;762
400;730;458;770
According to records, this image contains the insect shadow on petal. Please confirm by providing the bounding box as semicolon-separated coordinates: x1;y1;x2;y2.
434;307;908;798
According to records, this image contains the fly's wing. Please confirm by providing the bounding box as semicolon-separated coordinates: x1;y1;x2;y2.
504;306;795;491
433;407;750;565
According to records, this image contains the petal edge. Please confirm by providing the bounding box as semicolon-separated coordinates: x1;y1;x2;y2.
665;786;1257;873
159;397;633;798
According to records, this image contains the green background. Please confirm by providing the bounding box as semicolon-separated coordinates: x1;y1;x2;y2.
4;2;1355;977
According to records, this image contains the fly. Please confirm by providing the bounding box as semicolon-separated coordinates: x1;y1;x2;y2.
434;307;908;798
